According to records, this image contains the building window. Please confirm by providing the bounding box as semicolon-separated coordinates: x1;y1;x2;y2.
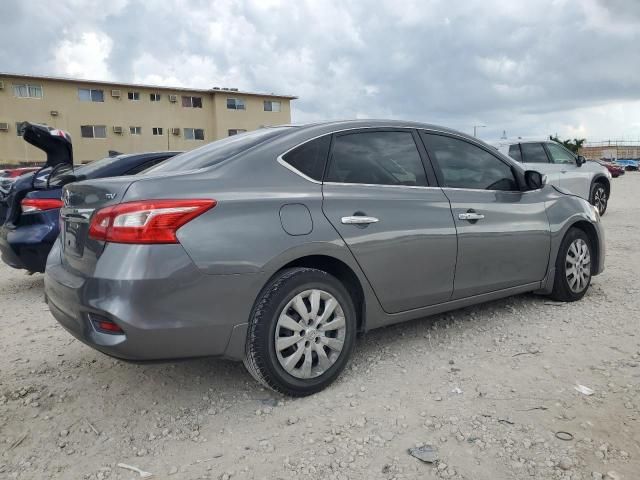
128;91;140;101
181;96;203;108
226;98;245;110
228;129;247;136
264;100;281;112
129;126;142;135
150;93;161;102
13;84;43;99
80;125;107;138
184;128;205;140
78;88;104;102
152;127;163;136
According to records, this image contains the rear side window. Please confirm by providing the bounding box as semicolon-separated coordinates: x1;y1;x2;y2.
421;133;518;191
146;127;293;173
326;131;427;186
281;135;331;181
520;143;549;163
508;144;523;162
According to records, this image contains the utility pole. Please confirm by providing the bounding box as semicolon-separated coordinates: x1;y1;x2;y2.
473;125;486;137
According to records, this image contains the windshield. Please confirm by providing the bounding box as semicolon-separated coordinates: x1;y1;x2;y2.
146;127;293;174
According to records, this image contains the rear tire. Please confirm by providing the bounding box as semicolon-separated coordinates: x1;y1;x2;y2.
244;267;356;396
550;228;592;302
590;181;608;216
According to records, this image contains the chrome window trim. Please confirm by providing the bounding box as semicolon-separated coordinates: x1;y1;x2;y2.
440;187;525;194
324;181;438;190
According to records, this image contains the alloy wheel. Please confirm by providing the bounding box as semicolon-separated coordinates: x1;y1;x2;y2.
274;289;347;379
565;238;591;293
593;186;607;215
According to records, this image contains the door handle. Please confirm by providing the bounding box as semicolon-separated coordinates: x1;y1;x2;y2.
458;212;485;221
341;216;379;225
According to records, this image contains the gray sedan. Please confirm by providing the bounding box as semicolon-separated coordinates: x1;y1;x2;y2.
44;120;604;396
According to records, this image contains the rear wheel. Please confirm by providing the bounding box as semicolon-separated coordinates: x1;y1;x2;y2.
590;181;608;216
550;228;592;302
244;267;356;396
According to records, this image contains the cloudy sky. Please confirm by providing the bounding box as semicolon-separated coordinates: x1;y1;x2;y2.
2;0;640;141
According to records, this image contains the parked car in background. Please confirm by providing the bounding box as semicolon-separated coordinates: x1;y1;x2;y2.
613;159;638;171
0;167;41;198
45;120;604;396
596;159;625;178
0;151;180;273
0;123;73;225
491;139;611;215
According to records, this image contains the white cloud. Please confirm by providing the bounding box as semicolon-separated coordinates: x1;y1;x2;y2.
53;31;114;79
2;0;640;140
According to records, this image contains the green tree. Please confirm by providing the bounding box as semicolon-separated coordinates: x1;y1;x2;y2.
549;135;586;154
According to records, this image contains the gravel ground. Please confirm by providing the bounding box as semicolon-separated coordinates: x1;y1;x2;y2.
1;175;639;480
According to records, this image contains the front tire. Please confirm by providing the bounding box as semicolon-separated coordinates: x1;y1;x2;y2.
550;228;593;302
244;267;356;396
590;181;608;216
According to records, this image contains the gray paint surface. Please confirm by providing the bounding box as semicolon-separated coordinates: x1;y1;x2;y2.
44;119;605;362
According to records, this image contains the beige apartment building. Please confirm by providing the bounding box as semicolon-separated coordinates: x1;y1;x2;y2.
0;73;295;166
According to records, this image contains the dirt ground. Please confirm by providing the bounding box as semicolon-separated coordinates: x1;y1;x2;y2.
1;175;639;480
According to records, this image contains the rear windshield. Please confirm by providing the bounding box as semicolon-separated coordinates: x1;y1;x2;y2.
145;127;293;174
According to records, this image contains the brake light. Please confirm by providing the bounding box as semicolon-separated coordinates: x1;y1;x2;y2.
21;198;64;213
88;199;216;244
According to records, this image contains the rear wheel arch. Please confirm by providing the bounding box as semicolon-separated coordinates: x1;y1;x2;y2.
275;255;366;334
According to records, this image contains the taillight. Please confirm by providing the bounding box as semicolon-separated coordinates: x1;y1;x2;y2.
88;199;216;244
21;198;64;213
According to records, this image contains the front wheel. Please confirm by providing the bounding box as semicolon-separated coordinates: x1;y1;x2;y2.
550;228;593;302
244;267;356;396
590;182;608;216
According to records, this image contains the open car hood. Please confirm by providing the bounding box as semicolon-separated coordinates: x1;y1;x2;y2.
21;122;73;167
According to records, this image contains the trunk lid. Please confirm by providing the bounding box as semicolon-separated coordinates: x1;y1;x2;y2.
59;178;134;275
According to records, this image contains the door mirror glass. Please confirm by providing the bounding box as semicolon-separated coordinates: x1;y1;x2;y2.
524;170;545;190
576;155;586;166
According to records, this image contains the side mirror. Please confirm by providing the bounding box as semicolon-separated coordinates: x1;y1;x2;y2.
576;155;586;167
524;170;546;190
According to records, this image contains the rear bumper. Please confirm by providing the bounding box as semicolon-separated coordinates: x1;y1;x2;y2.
0;219;57;272
44;240;262;361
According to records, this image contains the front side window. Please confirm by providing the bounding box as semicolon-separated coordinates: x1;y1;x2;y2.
129;126;142;135
228;129;247;136
227;98;246;110
150;93;161;102
152;127;163;135
13;84;43;98
421;133;518;191
80;125;107;138
520;143;549;163
184;128;205;140
78;88;104;102
508;144;523;162
182;96;202;108
326;131;428;187
546;142;576;165
282;135;331;181
264;100;281;112
15;121;26;136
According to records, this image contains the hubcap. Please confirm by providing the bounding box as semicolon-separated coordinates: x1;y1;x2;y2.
594;187;607;215
565;238;591;293
274;289;346;379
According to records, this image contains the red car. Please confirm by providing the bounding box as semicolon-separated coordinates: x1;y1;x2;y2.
0;167;41;178
596;160;625;178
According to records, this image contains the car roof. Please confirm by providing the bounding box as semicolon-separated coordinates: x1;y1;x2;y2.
489;138;552;147
274;119;469;137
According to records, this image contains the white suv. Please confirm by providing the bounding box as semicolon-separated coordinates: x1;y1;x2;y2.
491;139;611;215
